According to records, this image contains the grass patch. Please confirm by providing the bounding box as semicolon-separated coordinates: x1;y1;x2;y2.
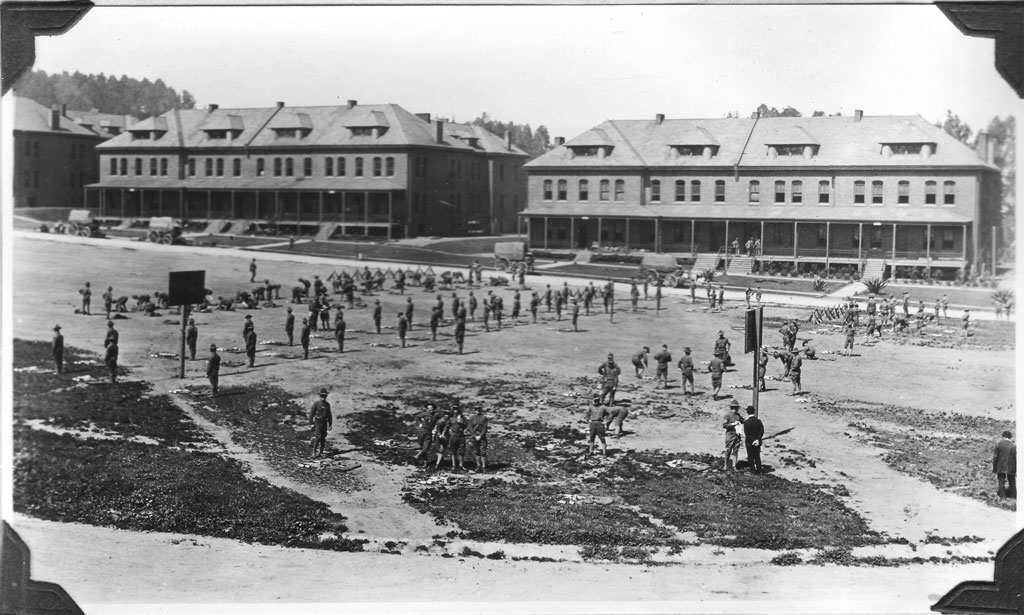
269;241;479;269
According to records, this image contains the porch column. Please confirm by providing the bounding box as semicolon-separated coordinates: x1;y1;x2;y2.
207;191;212;219
793;221;798;259
597;218;603;248
891;223;898;265
654;217;661;253
544;217;549;249
318;192;324;224
926;224;931;263
858;223;863;263
120;189;126;218
690;220;695;254
364;191;369;222
569;217;575;250
230;190;236;219
962;225;968;263
825;221;831;269
625;218;630;250
387;192;393;241
100;189;106;217
724;220;730;253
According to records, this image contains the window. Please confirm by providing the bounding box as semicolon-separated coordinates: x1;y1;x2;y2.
557;179;567;201
897;181;909;204
776;145;805;156
774;181;786;203
304;157;313;177
386;157;395;176
150;157;161;176
891;143;923;155
457;160;463;179
273;158;282;176
614;179;625;202
257;158;266;177
872;181;883;204
373;157;382;177
690;180;701;202
135;158;143;175
925;181;937;204
205;159;213;177
161;158;169;176
355;157;364;177
792;181;803;204
33;170;39;188
651;180;661;202
110;158;117;176
749;180;760;203
285;158;294;177
854;181;865;204
943;181;955;205
120;158;128;176
942;228;955;250
599;180;610;201
232;158;241;177
338;158;346;176
675;180;686;202
715;180;725;203
326;158;334;176
216;158;224;177
449;160;456;178
819;180;830;204
578;179;589;201
543;179;553;201
187;158;196;177
572;146;602;157
816;226;827;248
33;141;40;157
870;226;883;249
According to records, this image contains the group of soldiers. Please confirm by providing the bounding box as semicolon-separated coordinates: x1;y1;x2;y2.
410;403;490;470
51;318;121;383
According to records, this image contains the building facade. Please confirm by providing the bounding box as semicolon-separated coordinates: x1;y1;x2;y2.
13;97;107;209
86;101;528;238
520;112;1001;276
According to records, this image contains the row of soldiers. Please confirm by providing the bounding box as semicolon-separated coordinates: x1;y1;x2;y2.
410;403;491;470
50;320;121;383
77;281;171;318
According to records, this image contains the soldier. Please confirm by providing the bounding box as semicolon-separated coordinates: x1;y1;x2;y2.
713;330;732;366
308;297;320;332
446;407;469;470
843;323;856;356
206;344;220;396
451;292;461;321
757;347;769;392
285;307;295;346
708;353;725;400
570;299;580;332
511;293;522;322
933;297;942;322
468;291;478;322
319;298;331;330
605;405;629;439
677;347;695;395
597;354;621;406
300;318;311;359
79;281;92;315
630;282;640;312
543;284;553;312
493;295;504;330
517;267;527;291
744;286;753;309
398;312;409;347
104;338;119;384
529;291;540;323
743;406;765;474
652;344;672;389
902;292;910;318
434;294;445;320
709;287;717;312
395;270;406;295
554;292;563;322
642;278;649;301
413;403;443;464
561;281;571;304
961;309;970;338
454;314;466;354
717;285;725;310
103;286;114;319
603;280;614;313
790;350;803;396
249;258;258;283
186;318;198;360
372;299;382;334
467;406;489;472
309;388;332;458
245;328;257;367
865;311;881;338
866;294;877;320
584;282;595;315
242;314;255;344
432;409;452;469
334;310;346;353
941;294;950;319
773;348;794;377
404;297;414;331
587;398;611;457
429;306;441;341
722;400;744;471
51;325;64;374
915;300;927;332
482;298;491;332
755;286;763;306
690;281;697;304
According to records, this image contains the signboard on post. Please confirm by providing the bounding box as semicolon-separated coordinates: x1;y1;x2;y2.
169;271;206;379
745;307;763;414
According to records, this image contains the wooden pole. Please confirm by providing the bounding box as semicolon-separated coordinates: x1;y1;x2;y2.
179;304;190;379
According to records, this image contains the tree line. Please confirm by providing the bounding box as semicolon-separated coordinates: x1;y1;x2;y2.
13;69;196;118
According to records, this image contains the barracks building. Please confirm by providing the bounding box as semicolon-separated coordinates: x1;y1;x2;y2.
520;111;1001;277
86;101;528;238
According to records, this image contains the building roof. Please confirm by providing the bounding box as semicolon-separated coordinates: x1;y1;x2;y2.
86;176;406;191
13;96;104;137
519;202;972;225
64;109;139;138
528;115;996;171
98;103;528;157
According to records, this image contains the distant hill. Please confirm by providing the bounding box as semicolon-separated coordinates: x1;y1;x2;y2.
13;69;196;117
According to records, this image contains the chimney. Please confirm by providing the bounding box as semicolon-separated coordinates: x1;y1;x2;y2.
554;136;565;146
435;119;444;144
975;132;990;162
655;113;665;125
504;130;512;151
854;109;863;122
276;101;285;109
347;99;357;109
415;112;431;122
208;104;219;113
50;107;61;130
61;103;67;116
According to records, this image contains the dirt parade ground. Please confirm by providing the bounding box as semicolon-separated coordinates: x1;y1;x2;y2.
5;231;1019;613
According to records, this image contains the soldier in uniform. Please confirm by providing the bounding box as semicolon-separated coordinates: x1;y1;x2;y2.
105;320;119;348
467;406;490;472
961;309;970;338
587;398;611;457
242;313;255;344
451;293;461;321
404;297;414;331
843;323;856;356
412;403;442;464
790;350;803;396
630;282;640;312
482;298;491;332
432;409;452;469
722;400;744;471
993;430;1016;499
308;297;320;332
319;298;331;330
597;354;621;406
570;299;580;332
429;306;441;341
757;347;769;392
446;407;469;470
79;282;92;315
186;318;198;360
941;294;950;319
104;338;119;384
631;346;650;379
511;293;521;322
285;307;295;346
529;292;540;323
300;318;311;359
605;405;629;439
372;300;382;334
454;314;466;354
708;353;725;400
714;330;732;366
206;344;220;396
309;388;332;458
51;325;64;374
394;270;406;295
398;312;409;347
245;328;257;367
554;292;563;321
103;286;114;319
249;258;258;283
467;292;477;322
543;284;553;312
493;295;504;330
334;309;346;353
603;280;614;313
653;344;672;389
677;347;695;395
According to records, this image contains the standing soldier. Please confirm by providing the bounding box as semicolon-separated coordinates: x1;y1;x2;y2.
395;270;406;295
933;297;942;322
451;293;461;321
866;294;877;321
432;409;452;469
598;354;621;406
561;281;570;304
300;318;311;359
104;338;119;384
206;344;220;396
587;398;611;457
413;403;442;464
242;314;255;343
103;286;114;319
105;320;119;348
843;322;856;356
308;296;320;332
467;406;489;472
757;347;769;392
570;299;580;332
554;292;564;321
529;292;540;323
713;330;732;366
677;347;695;395
186;318;198;360
690;281;697;304
790;349;803;396
993;430;1016;499
446;407;469;470
902;292;910;318
434;294;445;320
961;309;971;338
245;328;257;367
941;294;950;319
708;353;725;401
309;388;332;458
517;267;526;291
404;297;414;330
653;344;672;389
584;282;595;315
372;299;382;334
642;278;649;301
79;281;92;315
468;292;478;322
454;314;466;354
334;310;346;353
722;400;744;472
319;298;331;330
493;295;504;330
709;287;717;312
630;282;640;312
398;312;409;347
249;258;258;283
744;286;753;309
755;286;763;306
511;292;521;322
543;284;553;312
603;280;614;313
429;306;441;341
717;285;725;311
51;325;64;375
482;298;491;332
285;307;295;346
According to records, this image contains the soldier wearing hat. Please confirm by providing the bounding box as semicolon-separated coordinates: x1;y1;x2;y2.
372;299;382;334
104;336;119;384
334;308;346;353
587;397;612;457
653;344;673;389
713;330;732;366
186;318;198;360
454;314;466;355
103;286;114;319
309;388;333;458
722;400;744;471
677;347;695;395
244;326;257;367
413;403;444;464
51;325;64;374
79;281;92;315
104;320;119;348
570;298;580;332
285;307;295;346
398;312;409;347
242;314;254;344
206;343;220;396
631;346;650;379
597;353;621;406
708;352;725;400
467;406;490;472
300;317;311;359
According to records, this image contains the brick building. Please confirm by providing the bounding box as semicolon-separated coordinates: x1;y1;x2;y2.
520;112;1001;277
12;96;107;208
86;101;528;238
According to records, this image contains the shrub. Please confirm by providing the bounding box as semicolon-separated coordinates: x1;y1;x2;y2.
812;278;827;292
700;268;717;283
991;289;1015;309
863;278;888;294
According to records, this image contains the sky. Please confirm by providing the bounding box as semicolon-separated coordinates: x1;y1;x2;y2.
29;5;1021;140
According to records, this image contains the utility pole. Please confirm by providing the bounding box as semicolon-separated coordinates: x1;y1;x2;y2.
746;306;764;415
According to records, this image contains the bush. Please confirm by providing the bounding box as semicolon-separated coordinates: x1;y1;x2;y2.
700;268;717;283
812;278;827;292
991;289;1015;309
863;278;888;294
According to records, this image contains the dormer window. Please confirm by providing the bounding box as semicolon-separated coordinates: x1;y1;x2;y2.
570;146;603;157
675;145;703;157
206;130;229;140
349;127;374;137
776;145;804;156
273;128;307;139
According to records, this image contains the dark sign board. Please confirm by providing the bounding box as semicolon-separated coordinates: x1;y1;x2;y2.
168;270;206;306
